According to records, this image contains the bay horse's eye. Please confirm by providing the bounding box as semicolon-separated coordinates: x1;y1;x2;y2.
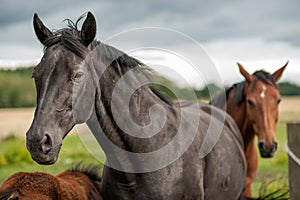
277;98;281;105
74;71;84;82
247;98;255;106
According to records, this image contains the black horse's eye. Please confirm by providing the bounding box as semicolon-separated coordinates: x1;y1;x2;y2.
247;98;255;106
74;71;84;81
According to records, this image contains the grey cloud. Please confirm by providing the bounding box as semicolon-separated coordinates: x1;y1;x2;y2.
1;0;300;60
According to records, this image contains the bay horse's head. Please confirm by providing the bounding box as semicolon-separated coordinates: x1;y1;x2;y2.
237;62;287;158
26;12;97;164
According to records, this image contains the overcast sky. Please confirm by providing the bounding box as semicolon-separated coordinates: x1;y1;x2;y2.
1;0;300;88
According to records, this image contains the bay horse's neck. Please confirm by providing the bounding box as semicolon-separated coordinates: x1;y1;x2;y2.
226;89;255;150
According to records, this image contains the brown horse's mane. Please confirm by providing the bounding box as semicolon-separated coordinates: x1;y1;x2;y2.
211;70;277;107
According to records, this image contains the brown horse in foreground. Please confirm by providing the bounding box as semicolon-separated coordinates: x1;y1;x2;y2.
211;62;287;197
0;164;102;200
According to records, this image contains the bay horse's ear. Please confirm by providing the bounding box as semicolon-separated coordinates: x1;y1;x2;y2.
237;62;253;82
33;13;53;46
81;12;97;46
272;61;288;82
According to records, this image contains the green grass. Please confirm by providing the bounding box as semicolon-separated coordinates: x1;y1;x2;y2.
251;118;290;197
0;134;104;183
0;116;293;197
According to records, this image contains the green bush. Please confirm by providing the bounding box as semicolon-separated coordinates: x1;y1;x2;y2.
0;66;35;108
0;154;7;166
0;135;33;166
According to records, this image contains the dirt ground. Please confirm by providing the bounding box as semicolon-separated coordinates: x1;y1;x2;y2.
0;108;34;140
0;108;78;140
0;96;299;140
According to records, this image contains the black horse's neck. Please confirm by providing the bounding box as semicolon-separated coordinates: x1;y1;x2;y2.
84;46;182;197
85;42;180;173
91;42;179;151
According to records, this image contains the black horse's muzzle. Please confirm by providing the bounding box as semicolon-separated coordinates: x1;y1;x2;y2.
258;141;277;158
26;132;62;165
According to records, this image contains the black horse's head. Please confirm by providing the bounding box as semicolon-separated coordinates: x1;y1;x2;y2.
26;12;97;164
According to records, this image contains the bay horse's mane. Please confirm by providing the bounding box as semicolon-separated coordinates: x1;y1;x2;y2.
211;70;277;107
38;14;174;106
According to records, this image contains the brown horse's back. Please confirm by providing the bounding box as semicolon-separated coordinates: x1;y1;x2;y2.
0;172;59;200
56;171;102;200
0;165;102;200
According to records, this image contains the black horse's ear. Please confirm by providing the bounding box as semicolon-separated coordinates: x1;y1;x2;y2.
81;12;96;46
33;13;53;46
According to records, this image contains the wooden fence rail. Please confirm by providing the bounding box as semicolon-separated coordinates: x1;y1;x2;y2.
287;122;300;200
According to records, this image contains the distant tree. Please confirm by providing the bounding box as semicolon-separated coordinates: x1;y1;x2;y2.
194;83;221;100
278;82;300;96
0;66;299;108
0;66;35;108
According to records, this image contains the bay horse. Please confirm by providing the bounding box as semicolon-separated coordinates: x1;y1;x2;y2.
0;164;102;200
26;12;247;199
211;62;287;197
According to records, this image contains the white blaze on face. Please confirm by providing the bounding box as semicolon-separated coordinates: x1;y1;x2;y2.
260;84;267;99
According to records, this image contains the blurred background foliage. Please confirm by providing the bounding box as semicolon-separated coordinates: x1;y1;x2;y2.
0;66;299;108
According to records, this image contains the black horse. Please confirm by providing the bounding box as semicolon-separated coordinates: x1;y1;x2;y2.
26;12;246;199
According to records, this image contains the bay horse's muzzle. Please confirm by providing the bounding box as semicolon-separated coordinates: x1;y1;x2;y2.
26;132;61;165
258;141;277;158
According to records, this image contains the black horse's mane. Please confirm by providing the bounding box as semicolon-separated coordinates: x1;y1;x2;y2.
42;14;173;106
0;188;16;200
211;70;277;107
69;162;102;183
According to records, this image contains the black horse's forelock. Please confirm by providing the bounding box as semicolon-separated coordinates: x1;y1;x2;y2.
43;28;88;59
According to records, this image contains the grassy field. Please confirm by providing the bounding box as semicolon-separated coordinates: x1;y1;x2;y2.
0;96;299;197
0;134;103;182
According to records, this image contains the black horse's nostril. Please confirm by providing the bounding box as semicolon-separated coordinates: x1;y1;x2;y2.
40;134;52;154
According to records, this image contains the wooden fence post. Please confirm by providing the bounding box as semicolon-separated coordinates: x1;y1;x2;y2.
287;122;300;200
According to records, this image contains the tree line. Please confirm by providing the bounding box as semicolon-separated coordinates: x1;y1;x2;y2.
0;66;299;108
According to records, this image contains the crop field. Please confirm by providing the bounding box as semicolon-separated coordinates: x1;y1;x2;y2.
0;96;299;197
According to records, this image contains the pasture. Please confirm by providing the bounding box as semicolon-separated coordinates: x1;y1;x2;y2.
0;96;299;197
